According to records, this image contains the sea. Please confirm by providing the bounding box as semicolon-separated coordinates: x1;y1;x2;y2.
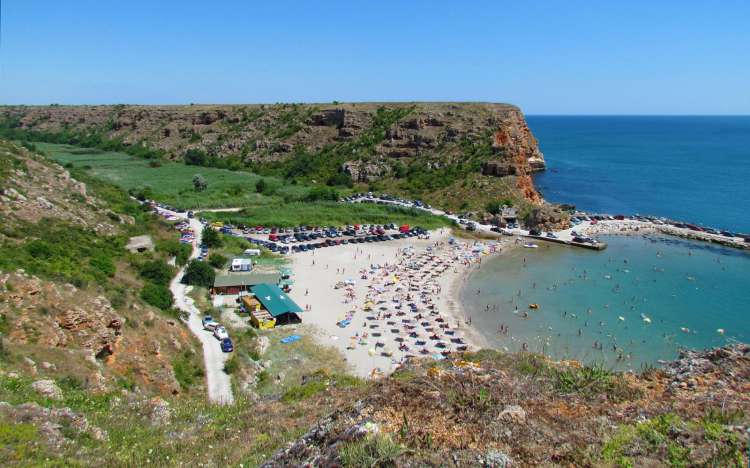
461;116;750;370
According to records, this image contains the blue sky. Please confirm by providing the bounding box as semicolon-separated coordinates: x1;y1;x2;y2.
1;0;748;114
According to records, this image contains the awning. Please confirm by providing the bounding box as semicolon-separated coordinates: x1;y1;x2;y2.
250;283;303;317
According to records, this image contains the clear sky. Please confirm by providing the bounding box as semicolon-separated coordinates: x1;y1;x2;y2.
1;0;748;114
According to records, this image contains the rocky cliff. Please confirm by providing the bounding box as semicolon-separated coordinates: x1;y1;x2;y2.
0;140;202;396
0;102;546;209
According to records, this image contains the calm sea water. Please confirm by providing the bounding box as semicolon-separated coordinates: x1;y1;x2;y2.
462;116;750;368
529;116;750;233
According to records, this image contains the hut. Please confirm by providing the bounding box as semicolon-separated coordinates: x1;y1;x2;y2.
245;283;304;327
212;273;281;295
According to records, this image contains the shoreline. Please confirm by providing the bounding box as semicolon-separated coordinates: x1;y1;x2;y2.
289;229;507;378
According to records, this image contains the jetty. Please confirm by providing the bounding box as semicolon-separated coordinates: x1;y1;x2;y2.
524;234;607;250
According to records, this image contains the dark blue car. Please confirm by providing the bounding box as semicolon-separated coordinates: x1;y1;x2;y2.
220;338;234;353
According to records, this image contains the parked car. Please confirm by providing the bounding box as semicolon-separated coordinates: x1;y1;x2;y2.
213;326;229;340
202;316;219;331
220;338;234;353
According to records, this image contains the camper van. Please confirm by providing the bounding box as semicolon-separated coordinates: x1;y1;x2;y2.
243;249;261;256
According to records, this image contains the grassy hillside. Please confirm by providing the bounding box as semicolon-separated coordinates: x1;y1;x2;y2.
1;102;546;213
38;142;451;228
38;142;307;209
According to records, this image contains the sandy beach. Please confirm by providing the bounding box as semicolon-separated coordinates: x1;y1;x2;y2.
289;229;503;377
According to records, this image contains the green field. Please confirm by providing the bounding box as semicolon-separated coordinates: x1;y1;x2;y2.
38;142;451;228
38;142;307;209
203;202;452;229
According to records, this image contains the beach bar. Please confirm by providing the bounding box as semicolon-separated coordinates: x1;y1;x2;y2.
212;273;282;295
243;283;304;328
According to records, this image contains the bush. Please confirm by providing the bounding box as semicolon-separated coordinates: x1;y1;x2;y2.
201;227;223;248
338;434;404;467
183;148;207;166
208;253;228;269
326;172;353;187
255;178;267;193
223;356;239;374
192;174;207;192
138;260;173;286
183;260;215;287
305;186;339;202
140;283;173;310
485;201;502;215
157;239;192;266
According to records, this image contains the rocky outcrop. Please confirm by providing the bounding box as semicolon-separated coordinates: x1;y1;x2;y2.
0;103;546;204
524;205;571;230
0;271;191;396
0;141;119;234
341;160;389;183
0;401;107;448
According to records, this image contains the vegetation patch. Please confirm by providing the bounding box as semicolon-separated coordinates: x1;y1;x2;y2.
338;433;405;467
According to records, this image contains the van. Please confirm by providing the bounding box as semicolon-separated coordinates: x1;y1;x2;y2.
243;249;261;256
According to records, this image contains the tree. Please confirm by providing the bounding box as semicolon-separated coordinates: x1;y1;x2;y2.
201;227;223;248
255;178;267;194
139;260;174;286
326;172;354;188
140;283;174;310
485;201;502;215
305;186;339;202
184;148;207;165
183;259;215;287
208;253;228;269
192;174;207;192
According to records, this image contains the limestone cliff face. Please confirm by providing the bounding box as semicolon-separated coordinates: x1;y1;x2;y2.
0;102;546;204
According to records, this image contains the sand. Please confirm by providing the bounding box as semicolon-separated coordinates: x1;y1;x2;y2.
288;229;501;377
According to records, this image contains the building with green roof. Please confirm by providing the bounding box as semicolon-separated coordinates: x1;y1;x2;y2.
249;283;304;325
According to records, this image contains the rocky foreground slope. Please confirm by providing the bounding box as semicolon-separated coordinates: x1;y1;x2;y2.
0;102;546;211
0;140;203;397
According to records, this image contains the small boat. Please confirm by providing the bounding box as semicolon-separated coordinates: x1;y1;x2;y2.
523;243;539;249
717;328;725;335
528;303;540;309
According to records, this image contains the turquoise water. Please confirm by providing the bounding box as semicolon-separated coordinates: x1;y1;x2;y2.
462;236;750;370
462;116;750;368
529;116;750;233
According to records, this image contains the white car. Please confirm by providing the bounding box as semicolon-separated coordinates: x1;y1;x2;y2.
213;326;229;340
202;317;220;331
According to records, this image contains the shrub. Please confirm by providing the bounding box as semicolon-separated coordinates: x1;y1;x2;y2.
208;253;228;269
305;186;339;202
485;201;502;215
183;148;207;166
192;174;207;192
338;434;404;467
326;172;353;187
156;239;192;266
183;260;215;287
255;178;267;193
201;227;222;248
140;283;173;310
138;260;173;286
223;356;239;374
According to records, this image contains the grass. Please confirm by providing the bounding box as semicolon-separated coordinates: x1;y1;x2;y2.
599;412;745;468
0;373;335;467
36;142;453;229
280;370;364;403
37;142;307;209
203;202;452;230
338;434;405;467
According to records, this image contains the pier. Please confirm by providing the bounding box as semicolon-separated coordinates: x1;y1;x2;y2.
524;235;608;250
